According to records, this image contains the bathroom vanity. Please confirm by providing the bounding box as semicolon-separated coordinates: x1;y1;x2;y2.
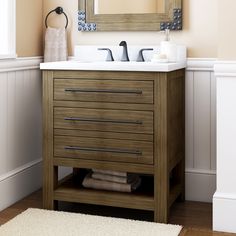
41;61;185;223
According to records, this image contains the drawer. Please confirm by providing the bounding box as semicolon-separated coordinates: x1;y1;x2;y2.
54;79;153;104
54;107;153;134
54;136;153;164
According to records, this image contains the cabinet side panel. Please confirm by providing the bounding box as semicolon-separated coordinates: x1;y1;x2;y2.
154;73;169;223
42;70;55;209
167;70;185;201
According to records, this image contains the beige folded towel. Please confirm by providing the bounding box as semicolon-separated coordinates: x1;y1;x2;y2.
44;27;68;62
91;172;138;184
82;172;141;193
92;169;127;177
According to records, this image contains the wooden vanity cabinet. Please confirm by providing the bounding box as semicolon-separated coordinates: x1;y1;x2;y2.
42;69;185;223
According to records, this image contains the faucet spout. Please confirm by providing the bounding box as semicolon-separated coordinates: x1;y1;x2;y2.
119;41;130;61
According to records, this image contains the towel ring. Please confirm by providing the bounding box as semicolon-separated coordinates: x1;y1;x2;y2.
45;7;68;29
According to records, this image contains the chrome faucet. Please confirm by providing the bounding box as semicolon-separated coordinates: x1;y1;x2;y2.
119;41;130;61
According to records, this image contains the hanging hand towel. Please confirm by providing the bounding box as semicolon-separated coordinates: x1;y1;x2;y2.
44;27;68;62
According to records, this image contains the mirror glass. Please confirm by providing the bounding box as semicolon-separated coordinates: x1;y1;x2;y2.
94;0;165;14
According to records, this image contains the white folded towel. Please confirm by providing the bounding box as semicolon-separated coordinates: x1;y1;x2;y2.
44;27;68;62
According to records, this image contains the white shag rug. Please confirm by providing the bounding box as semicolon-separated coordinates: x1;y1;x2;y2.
0;208;182;236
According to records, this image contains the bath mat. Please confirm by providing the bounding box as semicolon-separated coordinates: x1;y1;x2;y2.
0;208;182;236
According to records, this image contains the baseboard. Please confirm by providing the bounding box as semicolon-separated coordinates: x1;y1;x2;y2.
213;192;236;233
0;162;215;212
185;169;216;202
0;159;42;211
0;159;73;212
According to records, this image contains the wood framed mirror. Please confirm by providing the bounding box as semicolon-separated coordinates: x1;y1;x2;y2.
78;0;182;31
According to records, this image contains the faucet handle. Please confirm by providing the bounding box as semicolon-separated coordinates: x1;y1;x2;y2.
98;48;114;61
137;48;154;62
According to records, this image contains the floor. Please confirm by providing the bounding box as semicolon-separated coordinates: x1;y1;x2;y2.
0;190;235;236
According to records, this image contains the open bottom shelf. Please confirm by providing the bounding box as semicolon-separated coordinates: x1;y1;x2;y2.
54;176;154;211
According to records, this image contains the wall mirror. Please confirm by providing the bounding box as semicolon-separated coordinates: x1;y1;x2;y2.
78;0;182;31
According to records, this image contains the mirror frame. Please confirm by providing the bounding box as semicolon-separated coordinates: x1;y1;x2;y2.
78;0;182;31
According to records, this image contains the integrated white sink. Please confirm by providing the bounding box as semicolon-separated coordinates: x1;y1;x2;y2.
40;44;187;72
40;60;186;72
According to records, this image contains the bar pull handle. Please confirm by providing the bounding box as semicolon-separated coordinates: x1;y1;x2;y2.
64;88;143;94
64;146;142;155
64;117;143;125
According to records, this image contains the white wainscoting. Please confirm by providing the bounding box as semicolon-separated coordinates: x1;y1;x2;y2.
213;62;236;233
0;57;43;211
0;57;217;211
185;58;216;202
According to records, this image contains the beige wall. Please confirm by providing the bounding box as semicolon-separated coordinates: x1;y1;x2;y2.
218;0;236;60
16;0;43;57
17;0;220;58
43;0;218;58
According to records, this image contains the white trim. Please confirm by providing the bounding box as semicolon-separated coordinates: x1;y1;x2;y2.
213;194;236;233
186;58;216;71
186;169;216;202
0;0;16;58
214;62;236;77
0;161;42;211
9;0;16;57
214;192;236;200
186;168;216;175
0;57;43;72
0;54;17;60
0;158;42;183
213;61;236;233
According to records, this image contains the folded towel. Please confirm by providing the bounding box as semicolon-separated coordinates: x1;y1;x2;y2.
92;169;127;177
91;172;139;184
44;27;68;62
82;172;141;193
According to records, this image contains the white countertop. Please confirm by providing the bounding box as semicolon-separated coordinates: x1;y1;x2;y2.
40;61;186;72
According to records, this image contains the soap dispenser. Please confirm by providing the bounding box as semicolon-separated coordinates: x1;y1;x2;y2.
160;29;177;62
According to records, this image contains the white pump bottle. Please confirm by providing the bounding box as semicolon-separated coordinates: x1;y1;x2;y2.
160;29;177;62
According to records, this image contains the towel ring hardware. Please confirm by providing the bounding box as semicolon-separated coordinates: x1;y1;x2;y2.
45;7;68;29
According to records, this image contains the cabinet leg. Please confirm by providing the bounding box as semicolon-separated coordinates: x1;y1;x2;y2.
173;159;185;202
43;166;58;210
154;208;168;223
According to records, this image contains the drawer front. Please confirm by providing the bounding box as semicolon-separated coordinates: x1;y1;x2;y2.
54;136;153;164
54;79;153;104
54;107;153;134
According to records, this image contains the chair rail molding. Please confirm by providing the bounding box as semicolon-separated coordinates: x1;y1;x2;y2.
187;58;216;71
0;57;43;72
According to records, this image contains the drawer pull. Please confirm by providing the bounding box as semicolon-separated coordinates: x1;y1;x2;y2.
64;146;142;155
64;117;143;125
64;88;143;94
